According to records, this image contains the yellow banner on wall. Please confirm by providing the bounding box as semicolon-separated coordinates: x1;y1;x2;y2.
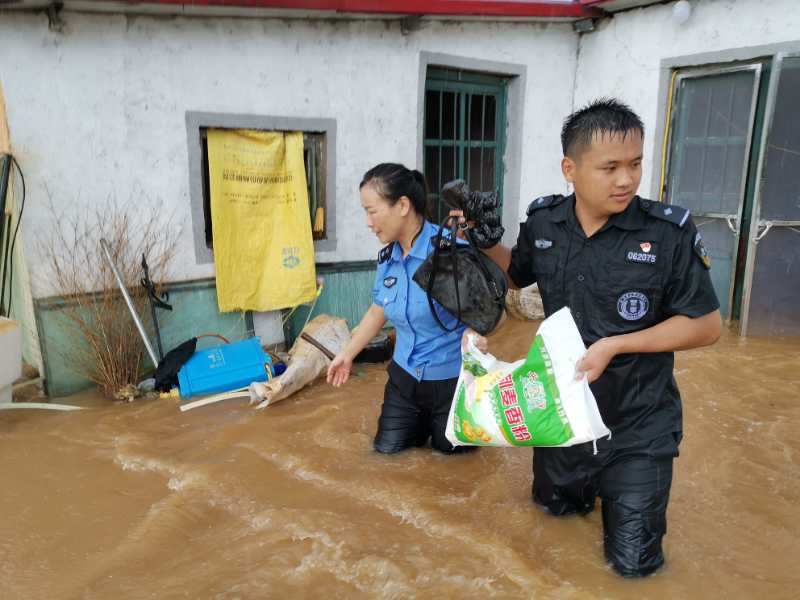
207;129;316;312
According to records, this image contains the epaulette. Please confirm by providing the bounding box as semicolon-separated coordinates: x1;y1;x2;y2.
526;194;565;216
639;198;690;228
377;243;394;264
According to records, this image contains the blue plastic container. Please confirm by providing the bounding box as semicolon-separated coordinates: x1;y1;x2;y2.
178;337;273;399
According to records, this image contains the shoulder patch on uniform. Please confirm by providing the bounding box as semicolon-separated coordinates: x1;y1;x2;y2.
526;194;565;216
693;232;712;270
640;199;690;228
378;243;394;264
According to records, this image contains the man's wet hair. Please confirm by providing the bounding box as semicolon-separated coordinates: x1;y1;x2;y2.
561;98;644;159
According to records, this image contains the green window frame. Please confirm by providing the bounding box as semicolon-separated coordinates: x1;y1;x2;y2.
423;67;508;222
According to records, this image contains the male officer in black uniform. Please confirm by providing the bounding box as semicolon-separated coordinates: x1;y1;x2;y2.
460;98;722;577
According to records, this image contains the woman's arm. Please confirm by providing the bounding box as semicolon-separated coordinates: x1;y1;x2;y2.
326;304;387;387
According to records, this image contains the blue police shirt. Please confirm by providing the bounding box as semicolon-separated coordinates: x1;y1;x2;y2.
372;221;465;381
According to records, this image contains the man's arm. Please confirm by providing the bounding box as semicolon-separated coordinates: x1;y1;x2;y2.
450;209;520;291
481;243;519;291
577;310;722;383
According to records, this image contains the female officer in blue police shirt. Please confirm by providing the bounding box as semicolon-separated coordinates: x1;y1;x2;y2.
326;163;473;454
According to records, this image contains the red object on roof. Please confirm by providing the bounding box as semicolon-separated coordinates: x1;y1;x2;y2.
123;0;605;18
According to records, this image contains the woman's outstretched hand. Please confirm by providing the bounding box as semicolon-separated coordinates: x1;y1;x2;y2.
326;353;353;387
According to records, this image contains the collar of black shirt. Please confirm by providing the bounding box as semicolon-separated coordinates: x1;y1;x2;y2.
545;194;648;235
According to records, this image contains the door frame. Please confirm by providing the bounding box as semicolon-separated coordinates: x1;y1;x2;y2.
740;51;800;336
663;63;763;322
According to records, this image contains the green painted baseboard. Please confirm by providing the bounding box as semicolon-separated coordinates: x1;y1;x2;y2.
35;279;250;398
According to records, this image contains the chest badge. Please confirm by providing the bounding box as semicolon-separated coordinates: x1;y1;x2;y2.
383;276;397;288
617;291;649;321
535;238;553;250
627;241;657;265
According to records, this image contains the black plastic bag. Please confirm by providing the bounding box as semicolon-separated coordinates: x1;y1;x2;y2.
440;179;504;248
153;337;197;392
412;218;507;335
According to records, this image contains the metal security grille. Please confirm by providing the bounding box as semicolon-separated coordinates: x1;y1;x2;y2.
423;67;508;222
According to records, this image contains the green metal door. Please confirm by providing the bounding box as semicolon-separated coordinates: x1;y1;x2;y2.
664;65;762;319
741;53;800;336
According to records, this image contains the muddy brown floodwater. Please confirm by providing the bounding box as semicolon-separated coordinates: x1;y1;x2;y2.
1;318;799;599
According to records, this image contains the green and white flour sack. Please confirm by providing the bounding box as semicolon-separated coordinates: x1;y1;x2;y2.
446;307;610;448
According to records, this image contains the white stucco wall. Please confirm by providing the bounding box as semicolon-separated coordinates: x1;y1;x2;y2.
573;0;800;199
0;11;578;299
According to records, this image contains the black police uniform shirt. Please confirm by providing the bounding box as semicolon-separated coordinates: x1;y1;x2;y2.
508;194;719;447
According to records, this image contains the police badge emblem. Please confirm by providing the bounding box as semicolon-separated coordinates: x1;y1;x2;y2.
617;291;649;321
693;233;712;269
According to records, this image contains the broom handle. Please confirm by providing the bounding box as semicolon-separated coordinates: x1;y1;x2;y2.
100;238;159;366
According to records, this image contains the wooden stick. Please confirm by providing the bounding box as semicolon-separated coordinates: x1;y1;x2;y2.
179;387;249;412
0;81;11;155
0;402;84;411
12;377;43;392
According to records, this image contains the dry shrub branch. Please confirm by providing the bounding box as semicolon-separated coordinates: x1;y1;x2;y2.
39;193;178;398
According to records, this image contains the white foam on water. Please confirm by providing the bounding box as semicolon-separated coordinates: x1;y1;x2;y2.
236;506;421;598
246;446;545;591
248;511;273;531
115;453;168;474
113;452;207;491
415;571;499;597
287;535;415;598
236;442;337;488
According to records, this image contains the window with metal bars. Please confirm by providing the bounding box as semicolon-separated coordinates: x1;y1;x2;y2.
665;71;757;213
423;67;508;223
199;128;327;249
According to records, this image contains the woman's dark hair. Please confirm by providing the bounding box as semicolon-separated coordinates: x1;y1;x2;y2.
360;163;428;216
